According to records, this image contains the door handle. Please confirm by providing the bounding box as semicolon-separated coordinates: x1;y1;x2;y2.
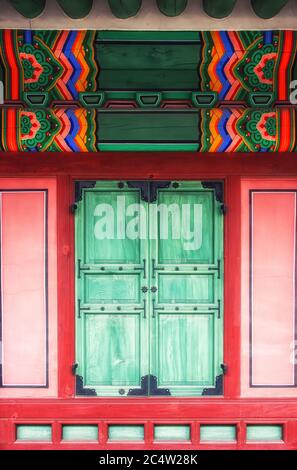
151;286;157;293
141;286;148;293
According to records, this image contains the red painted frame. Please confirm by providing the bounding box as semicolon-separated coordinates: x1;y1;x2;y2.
1;152;297;450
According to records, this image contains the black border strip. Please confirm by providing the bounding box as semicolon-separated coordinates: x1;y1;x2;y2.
0;189;49;389
249;189;297;388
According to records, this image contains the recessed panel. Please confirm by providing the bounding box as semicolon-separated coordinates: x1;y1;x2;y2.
251;192;296;386
1;191;47;386
157;191;214;264
84;314;141;386
154;425;190;441
246;425;283;442
62;425;98;441
84;190;141;264
16;425;52;441
108;425;144;441
84;273;140;304
157;314;214;385
200;425;236;442
158;273;214;304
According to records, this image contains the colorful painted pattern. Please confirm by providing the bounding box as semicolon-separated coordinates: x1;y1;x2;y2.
199;30;297;152
0;30;97;152
0;29;296;152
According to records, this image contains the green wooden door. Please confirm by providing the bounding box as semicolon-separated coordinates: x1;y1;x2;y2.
75;181;149;397
75;181;223;397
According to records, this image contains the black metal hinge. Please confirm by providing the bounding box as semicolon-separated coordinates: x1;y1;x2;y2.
127;374;171;396
221;363;228;375
70;203;78;213
202;364;227;396
75;375;97;396
70;181;97;214
74;181;97;203
202;374;223;396
220;203;227;215
126;181;171;203
72;362;78;375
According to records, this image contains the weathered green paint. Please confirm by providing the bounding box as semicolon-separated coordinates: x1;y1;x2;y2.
108;425;144;441
149;183;223;397
246;425;283;441
200;425;237;442
154;425;191;441
156;0;188;17
57;0;93;19
108;0;142;18
251;0;288;19
96;36;201;90
97;31;200;41
98;143;199;152
76;183;148;396
62;425;98;441
9;0;45;18
75;181;224;397
16;425;52;441
98;114;199;148
203;0;237;18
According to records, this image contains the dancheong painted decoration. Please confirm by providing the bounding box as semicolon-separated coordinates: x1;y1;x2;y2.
0;29;297;152
3;0;297;453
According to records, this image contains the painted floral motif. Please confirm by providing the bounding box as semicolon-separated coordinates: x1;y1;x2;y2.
20;109;61;151
234;38;278;92
20;111;41;139
253;53;277;86
256;112;277;142
20;53;44;84
237;110;277;151
19;39;63;92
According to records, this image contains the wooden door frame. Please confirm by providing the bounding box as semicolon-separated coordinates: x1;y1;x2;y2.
1;152;297;449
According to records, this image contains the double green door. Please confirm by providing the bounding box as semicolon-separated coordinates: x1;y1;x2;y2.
75;181;224;397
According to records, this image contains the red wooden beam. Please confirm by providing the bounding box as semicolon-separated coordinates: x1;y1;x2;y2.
0;152;297;177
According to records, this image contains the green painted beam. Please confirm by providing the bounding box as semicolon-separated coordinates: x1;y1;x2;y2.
251;0;288;19
9;0;45;18
107;0;142;19
203;0;237;18
57;0;93;19
156;0;188;17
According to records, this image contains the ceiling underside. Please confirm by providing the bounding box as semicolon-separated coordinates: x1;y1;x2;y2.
0;29;296;153
1;0;297;30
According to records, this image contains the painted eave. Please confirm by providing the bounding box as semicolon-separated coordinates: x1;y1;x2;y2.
1;0;297;31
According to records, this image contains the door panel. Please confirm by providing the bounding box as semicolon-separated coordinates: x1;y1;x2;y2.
76;182;148;396
157;313;214;386
83;273;141;304
84;190;141;264
83;313;141;391
75;180;224;397
158;273;215;304
156;191;215;264
150;182;223;396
